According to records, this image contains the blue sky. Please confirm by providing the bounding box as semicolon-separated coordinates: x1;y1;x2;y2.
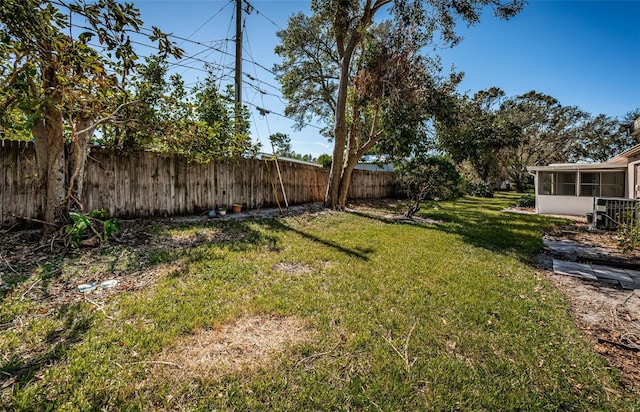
133;0;640;157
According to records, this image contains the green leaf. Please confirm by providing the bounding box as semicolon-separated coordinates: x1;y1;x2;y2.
89;208;109;219
78;31;94;43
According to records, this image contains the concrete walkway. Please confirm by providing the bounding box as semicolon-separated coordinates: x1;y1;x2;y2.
544;237;640;289
552;259;640;289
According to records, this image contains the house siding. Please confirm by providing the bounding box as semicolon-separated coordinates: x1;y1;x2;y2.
535;195;594;216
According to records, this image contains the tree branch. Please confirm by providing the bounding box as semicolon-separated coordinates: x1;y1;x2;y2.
74;100;140;135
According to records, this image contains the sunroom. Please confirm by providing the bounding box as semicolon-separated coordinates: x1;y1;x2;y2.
528;163;628;216
528;118;640;221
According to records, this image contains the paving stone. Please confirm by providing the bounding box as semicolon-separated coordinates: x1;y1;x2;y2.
591;264;633;282
544;239;583;259
625;269;640;280
619;279;640;290
553;259;598;281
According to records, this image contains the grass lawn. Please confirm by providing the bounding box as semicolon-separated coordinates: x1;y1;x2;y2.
1;193;639;410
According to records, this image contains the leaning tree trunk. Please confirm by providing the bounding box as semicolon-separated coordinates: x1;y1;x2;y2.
325;22;362;210
337;164;354;208
336;136;360;207
67;115;95;209
337;124;383;207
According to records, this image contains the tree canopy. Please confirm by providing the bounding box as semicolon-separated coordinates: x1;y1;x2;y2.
275;0;524;209
497;93;638;191
436;87;522;183
577;109;640;163
0;1;255;232
0;0;184;231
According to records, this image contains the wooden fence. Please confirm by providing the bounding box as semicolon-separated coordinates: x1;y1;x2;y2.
0;140;396;227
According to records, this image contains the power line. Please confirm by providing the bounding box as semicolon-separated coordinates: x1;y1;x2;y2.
244;0;283;30
243;99;324;131
133;20;282;80
62;6;325;134
79;21;282;81
178;0;234;46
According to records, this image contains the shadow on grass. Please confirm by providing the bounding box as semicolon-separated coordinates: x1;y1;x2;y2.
428;208;568;261
349;193;569;262
0;212;373;407
146;217;373;264
0;252;66;305
238;218;373;261
0;302;94;393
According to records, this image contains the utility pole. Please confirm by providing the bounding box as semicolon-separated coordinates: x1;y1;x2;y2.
234;0;242;112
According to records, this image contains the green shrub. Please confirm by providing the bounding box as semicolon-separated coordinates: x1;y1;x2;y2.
65;209;120;247
397;155;464;217
467;181;494;198
317;153;332;169
616;222;640;251
517;194;536;208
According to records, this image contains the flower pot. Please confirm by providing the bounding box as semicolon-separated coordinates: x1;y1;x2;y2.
232;203;242;213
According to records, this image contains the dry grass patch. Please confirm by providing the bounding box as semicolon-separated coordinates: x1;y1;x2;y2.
116;262;186;292
149;315;311;382
273;261;313;275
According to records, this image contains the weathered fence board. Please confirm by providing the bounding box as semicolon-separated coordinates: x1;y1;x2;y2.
0;141;396;227
1;141;42;227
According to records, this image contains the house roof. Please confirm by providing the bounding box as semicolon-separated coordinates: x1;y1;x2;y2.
527;162;627;172
257;152;321;168
606;142;640;164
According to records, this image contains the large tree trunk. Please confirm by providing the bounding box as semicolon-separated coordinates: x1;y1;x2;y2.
336;129;360;207
337;115;384;206
325;12;362;210
325;72;348;209
42;106;65;233
39;64;66;234
337;160;356;207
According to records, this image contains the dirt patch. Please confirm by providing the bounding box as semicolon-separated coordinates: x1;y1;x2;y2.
273;261;313;275
537;223;640;393
149;315;312;382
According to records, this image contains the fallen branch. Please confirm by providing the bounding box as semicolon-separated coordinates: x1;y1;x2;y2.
0;253;19;275
622;290;636;306
381;322;418;373
0;223;19;235
295;342;341;367
85;298;115;320
2;213;59;227
598;337;640;352
20;278;41;301
0;322;16;332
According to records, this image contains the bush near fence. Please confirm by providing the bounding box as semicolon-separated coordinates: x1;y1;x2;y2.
0;140;396;227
